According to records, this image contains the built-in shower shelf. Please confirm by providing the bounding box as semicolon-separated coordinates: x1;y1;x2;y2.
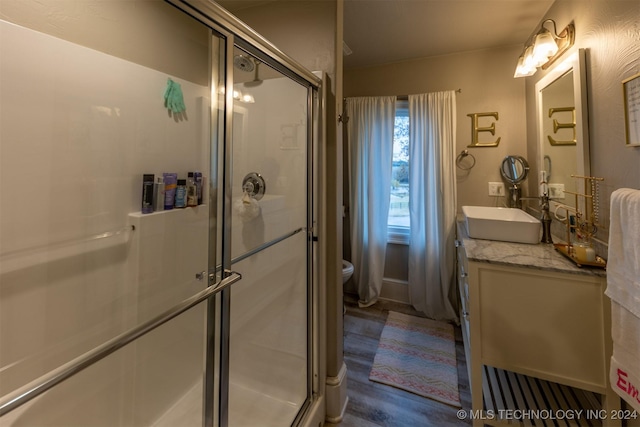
129;204;207;218
481;365;603;427
128;205;208;238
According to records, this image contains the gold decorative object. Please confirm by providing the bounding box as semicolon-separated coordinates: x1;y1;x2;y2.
553;175;606;268
466;112;500;147
622;72;640;147
547;106;576;145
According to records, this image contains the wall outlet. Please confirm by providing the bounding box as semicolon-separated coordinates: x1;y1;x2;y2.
548;183;565;199
488;182;505;196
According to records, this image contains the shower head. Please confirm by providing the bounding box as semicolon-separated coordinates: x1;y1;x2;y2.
243;60;262;87
233;54;255;72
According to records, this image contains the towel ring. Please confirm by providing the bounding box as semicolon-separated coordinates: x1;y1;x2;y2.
456;150;476;170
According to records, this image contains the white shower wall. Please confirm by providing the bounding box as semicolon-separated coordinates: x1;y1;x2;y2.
1;8;316;425
0;20;210;425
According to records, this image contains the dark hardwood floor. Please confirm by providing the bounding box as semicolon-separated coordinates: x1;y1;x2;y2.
326;295;472;427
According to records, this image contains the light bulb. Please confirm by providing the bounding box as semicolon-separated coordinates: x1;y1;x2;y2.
532;29;558;66
514;47;537;78
514;53;536;78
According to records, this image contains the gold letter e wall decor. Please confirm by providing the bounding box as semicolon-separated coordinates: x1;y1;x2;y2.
547;106;576;146
467;112;500;147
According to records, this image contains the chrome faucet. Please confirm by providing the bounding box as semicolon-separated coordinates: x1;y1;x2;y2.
520;195;553;244
507;184;523;208
539;194;553;243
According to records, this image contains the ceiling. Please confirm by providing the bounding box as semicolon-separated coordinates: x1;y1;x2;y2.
216;0;554;69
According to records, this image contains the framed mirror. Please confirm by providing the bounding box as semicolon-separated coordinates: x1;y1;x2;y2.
536;48;589;210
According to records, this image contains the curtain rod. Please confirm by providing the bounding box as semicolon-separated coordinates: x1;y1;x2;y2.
397;89;462;100
343;89;462;102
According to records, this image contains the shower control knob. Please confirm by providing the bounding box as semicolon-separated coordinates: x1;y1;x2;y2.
241;172;265;200
244;181;254;193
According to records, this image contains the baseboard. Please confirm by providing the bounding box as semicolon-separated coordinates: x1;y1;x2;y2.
324;362;349;423
379;278;409;304
344;278;410;305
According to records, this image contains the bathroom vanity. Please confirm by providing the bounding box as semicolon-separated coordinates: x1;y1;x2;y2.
457;221;620;427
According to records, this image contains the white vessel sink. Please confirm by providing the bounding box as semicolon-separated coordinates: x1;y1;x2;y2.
462;206;541;244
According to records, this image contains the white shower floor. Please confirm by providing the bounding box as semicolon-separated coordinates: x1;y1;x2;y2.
152;378;300;427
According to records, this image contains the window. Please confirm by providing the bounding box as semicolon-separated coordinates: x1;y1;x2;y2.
388;101;409;242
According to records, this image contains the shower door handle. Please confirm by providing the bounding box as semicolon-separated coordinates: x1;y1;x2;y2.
211;270;242;293
0;270;241;416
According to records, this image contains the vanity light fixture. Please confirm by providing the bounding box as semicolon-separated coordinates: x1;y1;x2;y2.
216;86;255;104
241;93;255;104
234;90;255;104
514;19;575;78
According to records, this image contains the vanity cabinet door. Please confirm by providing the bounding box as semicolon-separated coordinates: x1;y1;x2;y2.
457;244;469;307
456;243;470;325
456;241;472;391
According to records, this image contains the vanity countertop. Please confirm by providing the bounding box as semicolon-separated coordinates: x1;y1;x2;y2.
457;219;606;278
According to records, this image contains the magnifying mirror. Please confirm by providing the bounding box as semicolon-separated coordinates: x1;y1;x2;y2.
500;155;530;184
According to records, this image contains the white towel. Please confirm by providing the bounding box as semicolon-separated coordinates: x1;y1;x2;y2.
606;188;640;316
610;355;640;412
607;270;640;318
611;301;640;362
606;188;640;412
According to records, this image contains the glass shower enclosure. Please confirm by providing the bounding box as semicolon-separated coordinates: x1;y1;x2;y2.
0;1;321;426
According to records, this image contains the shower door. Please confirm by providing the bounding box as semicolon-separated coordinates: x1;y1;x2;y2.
221;45;314;426
0;3;227;426
0;1;319;426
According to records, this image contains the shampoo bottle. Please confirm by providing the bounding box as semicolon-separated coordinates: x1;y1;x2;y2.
154;177;164;212
194;171;203;204
141;174;155;214
163;173;177;210
175;179;187;208
187;172;198;207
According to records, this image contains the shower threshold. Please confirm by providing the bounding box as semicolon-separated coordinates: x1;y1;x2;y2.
153;379;300;427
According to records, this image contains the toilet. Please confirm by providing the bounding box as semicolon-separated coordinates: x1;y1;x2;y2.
342;260;354;284
342;260;354;314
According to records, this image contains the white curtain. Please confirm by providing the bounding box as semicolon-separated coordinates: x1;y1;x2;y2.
345;96;396;307
408;91;458;322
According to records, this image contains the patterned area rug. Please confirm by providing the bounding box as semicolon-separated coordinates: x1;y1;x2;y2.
369;311;461;407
